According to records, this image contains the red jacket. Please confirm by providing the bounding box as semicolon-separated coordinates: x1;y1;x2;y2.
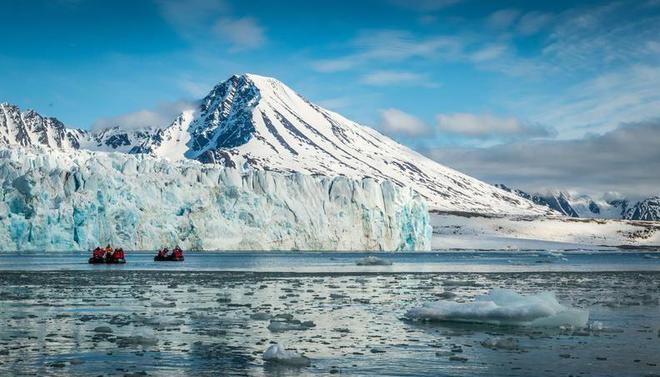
113;250;125;260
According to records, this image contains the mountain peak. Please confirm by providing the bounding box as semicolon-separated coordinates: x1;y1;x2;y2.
233;73;286;86
0;102;84;149
0;76;549;214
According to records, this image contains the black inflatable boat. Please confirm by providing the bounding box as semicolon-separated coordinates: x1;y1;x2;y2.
154;255;184;262
88;257;126;264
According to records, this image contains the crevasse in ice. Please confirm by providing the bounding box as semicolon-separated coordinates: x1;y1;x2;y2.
0;148;431;251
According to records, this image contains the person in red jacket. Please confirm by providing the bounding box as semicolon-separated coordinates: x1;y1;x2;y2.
93;247;104;259
112;248;125;261
173;245;183;259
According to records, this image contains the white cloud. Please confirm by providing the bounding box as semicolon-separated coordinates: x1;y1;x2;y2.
92;100;196;131
428;120;660;197
177;78;211;97
516;11;554;35
436;113;551;138
470;44;508;62
311;30;462;72
487;9;521;29
155;0;265;51
360;70;434;86
379;108;430;136
352;30;460;61
389;0;463;11
213;17;266;51
155;0;226;35
316;96;353;110
486;8;553;35
542;3;660;71
516;65;660;138
311;57;359;73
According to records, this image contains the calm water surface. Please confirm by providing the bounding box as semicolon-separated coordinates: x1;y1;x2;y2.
1;251;659;272
0;251;658;376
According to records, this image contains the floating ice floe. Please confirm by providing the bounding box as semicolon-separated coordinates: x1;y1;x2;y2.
250;312;272;321
406;289;589;328
356;256;393;266
267;318;316;332
263;344;311;367
480;337;520;350
116;335;158;348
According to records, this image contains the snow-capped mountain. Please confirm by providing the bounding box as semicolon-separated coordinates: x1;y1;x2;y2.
495;184;578;217
81;126;161;154
496;184;660;221
624;197;660;221
0;74;549;214
133;74;549;214
0;103;161;153
0;103;85;149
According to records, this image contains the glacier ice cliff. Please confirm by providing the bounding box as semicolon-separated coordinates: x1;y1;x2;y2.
0;148;431;251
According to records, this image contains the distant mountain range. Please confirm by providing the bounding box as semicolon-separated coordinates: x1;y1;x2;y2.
495;184;660;221
0;74;549;215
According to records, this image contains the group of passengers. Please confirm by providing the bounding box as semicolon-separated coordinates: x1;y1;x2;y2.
92;244;125;262
157;245;184;259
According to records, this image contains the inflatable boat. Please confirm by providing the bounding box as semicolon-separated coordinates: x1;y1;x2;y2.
88;257;126;264
154;254;184;262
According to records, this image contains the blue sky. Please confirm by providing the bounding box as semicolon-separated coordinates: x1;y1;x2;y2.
1;0;659;196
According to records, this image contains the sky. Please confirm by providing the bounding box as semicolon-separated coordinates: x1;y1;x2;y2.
1;0;659;198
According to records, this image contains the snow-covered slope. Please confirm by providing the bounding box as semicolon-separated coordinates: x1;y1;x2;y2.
431;211;660;250
80;126;160;154
0;75;548;215
0;103;85;149
128;74;548;214
1;103;160;154
624;197;660;221
0;147;430;251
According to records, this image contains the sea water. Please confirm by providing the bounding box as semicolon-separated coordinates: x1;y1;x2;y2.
0;252;658;376
1;251;659;273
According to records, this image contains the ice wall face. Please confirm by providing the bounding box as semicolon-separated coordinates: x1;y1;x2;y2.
0;148;431;251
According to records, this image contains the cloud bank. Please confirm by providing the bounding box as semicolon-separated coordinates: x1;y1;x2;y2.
429;120;660;197
92;100;196;130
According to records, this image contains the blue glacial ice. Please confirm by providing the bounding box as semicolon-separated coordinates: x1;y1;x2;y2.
0;148;431;251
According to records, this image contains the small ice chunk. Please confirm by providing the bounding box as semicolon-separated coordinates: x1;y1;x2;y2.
435;291;457;299
406;289;589;328
480;337;519;350
92;326;113;333
356;256;392;266
267;319;315;332
250;312;272;321
588;321;603;331
263;344;311;367
117;335;158;347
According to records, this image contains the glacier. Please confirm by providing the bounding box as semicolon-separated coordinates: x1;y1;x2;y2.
0;147;431;252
